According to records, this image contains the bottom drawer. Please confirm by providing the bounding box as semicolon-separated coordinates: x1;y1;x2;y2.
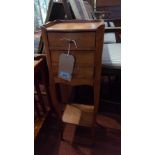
50;51;95;79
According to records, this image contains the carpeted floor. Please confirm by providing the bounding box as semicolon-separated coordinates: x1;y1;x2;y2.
34;112;121;155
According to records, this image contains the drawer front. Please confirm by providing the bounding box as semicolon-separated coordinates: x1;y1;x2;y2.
50;51;94;79
48;32;96;51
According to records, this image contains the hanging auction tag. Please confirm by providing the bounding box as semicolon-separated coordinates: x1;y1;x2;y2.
58;53;75;81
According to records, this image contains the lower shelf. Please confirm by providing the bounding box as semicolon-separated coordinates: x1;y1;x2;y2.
62;104;95;127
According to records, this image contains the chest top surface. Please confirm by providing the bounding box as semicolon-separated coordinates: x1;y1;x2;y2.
46;20;104;32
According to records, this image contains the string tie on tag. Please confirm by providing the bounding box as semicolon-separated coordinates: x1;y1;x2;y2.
60;38;78;56
67;39;77;56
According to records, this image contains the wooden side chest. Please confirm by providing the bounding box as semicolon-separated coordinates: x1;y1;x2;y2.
41;20;104;143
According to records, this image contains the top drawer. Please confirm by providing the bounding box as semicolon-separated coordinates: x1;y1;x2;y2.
47;32;96;51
